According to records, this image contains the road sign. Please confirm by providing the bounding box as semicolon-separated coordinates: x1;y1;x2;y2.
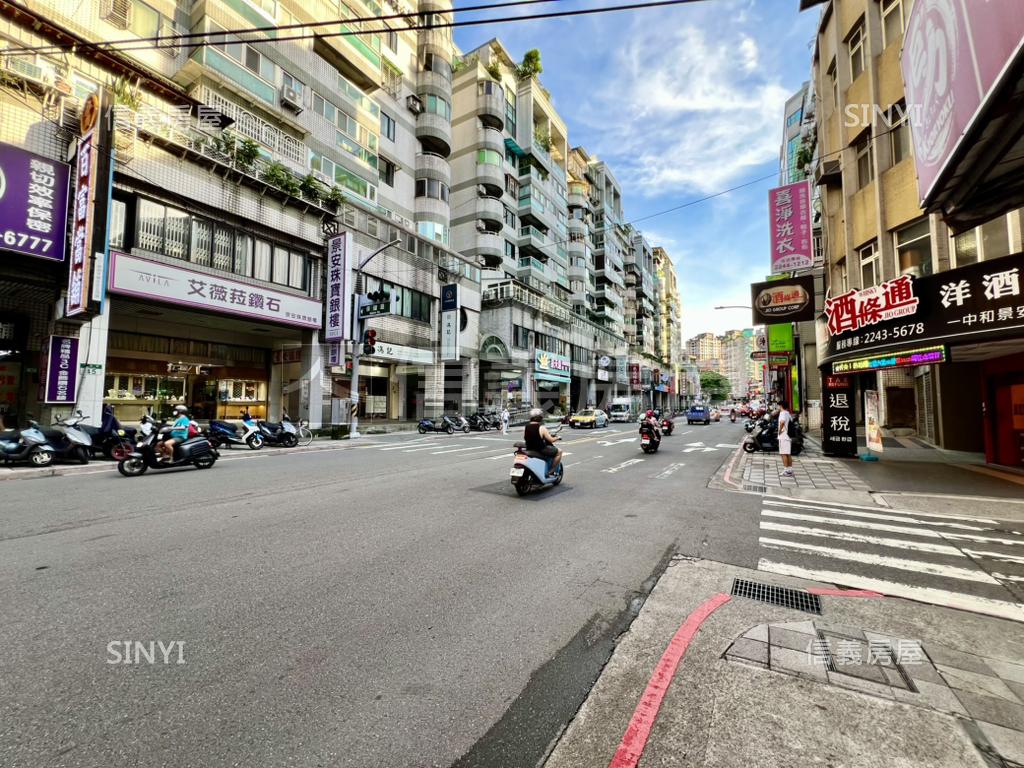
358;291;397;319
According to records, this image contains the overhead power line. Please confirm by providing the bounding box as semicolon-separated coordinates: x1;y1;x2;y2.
10;0;712;58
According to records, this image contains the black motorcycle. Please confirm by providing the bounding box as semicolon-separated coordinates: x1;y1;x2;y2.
82;405;135;460
661;413;675;436
117;415;219;476
256;412;299;447
640;423;662;454
743;420;804;455
467;413;492;432
417;415;464;435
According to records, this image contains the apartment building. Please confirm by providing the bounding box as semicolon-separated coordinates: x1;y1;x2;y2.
0;0;482;428
652;246;684;409
805;0;1024;464
720;329;757;400
687;332;721;363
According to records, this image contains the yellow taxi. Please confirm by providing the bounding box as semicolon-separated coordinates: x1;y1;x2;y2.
569;409;609;429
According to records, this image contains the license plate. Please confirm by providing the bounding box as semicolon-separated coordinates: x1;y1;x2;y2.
642;437;650;444
510;467;525;477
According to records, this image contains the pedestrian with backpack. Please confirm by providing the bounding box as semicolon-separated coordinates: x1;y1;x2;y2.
777;400;794;478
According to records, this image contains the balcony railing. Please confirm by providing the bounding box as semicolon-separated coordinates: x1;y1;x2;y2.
197;87;305;165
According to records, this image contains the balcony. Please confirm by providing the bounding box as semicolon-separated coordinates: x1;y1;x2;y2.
475;162;504;196
476;87;505;131
418;69;452;98
416;112;452;157
478;126;505;156
475;195;504;229
519;225;549;260
465;233;503;268
416;152;451;186
196;86;305;166
567;262;588;281
567;236;588;259
518;255;547;277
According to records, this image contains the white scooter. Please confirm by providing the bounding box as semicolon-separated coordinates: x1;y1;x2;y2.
509;426;564;496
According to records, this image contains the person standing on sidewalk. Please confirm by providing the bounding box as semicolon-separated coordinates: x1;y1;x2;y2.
777;400;794;477
500;404;510;435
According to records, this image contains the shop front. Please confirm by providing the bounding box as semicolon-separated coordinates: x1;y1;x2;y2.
820;251;1024;466
535;350;570;412
104;251;322;423
331;340;436;421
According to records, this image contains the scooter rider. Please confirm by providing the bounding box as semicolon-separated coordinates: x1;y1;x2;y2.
158;404;191;462
641;409;662;438
524;408;562;475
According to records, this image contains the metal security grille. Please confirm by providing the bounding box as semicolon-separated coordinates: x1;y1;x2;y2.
730;579;822;615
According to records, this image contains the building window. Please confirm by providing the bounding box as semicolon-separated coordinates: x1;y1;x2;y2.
858;242;879;288
380;111;396;142
512;325;530;349
505;87;517;136
893;218;932;277
786;109;802;128
889;104;912;165
477;80;502;98
848;22;866;81
827;59;839;111
282;70;304;98
881;0;905;49
504;240;516;260
503;206;516;229
423;53;452;81
424;94;450;119
417;221;449;246
128;0;162;38
477;149;502;166
378;158;396;187
382;25;398;52
835;257;849;293
415;178;449;202
855;132;874;189
365;277;434;322
953;216;1012;266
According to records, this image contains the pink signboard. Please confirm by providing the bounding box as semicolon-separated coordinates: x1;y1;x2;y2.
902;0;1024;204
768;180;813;274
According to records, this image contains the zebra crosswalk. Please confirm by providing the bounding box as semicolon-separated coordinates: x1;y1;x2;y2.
755;496;1024;622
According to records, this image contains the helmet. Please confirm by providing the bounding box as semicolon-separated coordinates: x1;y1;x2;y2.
173;404;188;414
528;408;544;422
646;410;654;418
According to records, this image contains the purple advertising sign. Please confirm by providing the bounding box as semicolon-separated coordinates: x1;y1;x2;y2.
902;0;1024;204
0;142;71;262
44;336;79;404
768;180;813;274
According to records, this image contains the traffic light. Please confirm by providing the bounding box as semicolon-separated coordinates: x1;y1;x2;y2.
359;288;394;319
366;288;389;303
362;328;376;355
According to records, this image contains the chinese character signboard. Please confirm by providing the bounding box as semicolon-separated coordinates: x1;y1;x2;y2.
902;0;1024;205
43;336;78;404
629;363;640;387
769;180;813;274
0;142;70;262
534;350;571;384
768;323;795;353
66;119;99;316
440;283;459;361
822;251;1024;364
832;345;947;374
751;274;815;324
822;374;857;457
325;233;351;341
108;251;322;328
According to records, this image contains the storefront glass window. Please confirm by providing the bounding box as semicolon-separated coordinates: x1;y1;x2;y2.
953;230;979;266
981;218;1011;261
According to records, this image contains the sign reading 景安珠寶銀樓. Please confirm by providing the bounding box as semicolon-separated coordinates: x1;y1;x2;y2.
832;346;947;374
822;251;1024;365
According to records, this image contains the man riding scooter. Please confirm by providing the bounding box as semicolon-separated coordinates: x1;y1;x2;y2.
640;409;662;438
523;408;562;475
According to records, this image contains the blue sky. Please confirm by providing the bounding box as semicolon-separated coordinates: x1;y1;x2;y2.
454;0;819;338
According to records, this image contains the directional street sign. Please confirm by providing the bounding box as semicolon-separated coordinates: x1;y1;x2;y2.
358;292;398;319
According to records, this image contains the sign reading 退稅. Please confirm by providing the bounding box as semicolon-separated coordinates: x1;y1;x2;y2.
821;373;857;457
0;142;71;263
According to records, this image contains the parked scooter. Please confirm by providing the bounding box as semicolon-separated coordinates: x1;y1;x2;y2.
81;404;135;460
42;411;93;464
0;419;56;467
451;414;471;433
117;414;219;476
417;415;463;434
510;426;564;496
743;419;805;455
467;413;492;432
208;414;264;450
640;423;662;454
744;415;769;433
256;410;299;447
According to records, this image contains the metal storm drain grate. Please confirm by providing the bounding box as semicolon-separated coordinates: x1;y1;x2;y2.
730;579;822;615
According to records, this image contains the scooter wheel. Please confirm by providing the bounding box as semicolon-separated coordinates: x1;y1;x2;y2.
418;426;428;434
246;434;263;450
514;477;531;496
743;441;757;453
446;425;454;435
462;426;470;433
792;443;803;456
553;465;564;486
282;433;298;448
117;456;147;476
30;450;54;467
193;454;217;469
74;446;90;465
110;443;132;462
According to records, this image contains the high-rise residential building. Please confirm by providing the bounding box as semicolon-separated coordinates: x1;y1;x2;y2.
804;0;1024;462
687;332;721;362
588;159;629;333
653;247;683;409
719;329;755;400
780;82;811;185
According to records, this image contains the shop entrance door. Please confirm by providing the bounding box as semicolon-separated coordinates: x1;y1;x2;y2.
991;379;1024;467
191;376;218;420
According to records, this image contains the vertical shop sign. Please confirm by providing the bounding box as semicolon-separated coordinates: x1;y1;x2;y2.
822;374;857;457
440;283;459;361
865;389;883;453
325;233;351;341
43;336;79;404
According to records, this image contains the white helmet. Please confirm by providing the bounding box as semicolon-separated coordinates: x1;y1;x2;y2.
529;408;544;422
173;404;188;414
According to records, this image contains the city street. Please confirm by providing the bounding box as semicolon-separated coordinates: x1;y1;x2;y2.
0;421;761;768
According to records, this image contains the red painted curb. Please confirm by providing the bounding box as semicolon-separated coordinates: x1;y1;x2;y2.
807;587;884;598
608;592;732;768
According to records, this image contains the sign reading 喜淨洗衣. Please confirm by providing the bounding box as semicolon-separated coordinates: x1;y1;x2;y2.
325;233;352;341
440;283;459;361
535;350;571;383
823;251;1024;364
821;373;857;457
43;336;78;404
107;251;322;328
0;143;71;263
769;181;813;274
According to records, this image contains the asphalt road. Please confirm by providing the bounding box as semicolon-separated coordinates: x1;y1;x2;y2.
0;420;761;768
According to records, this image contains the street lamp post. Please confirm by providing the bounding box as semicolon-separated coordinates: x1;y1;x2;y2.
349;238;401;439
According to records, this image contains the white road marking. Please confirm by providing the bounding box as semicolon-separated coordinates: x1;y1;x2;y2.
763;499;994;530
654;462;685;479
430;445;493;455
677;430;693;436
403;444;458;453
378;440;433;451
758;538;1000;584
759;521;965;556
762;509;945;538
963;550;1024;564
756;560;1024;623
682;446;717;453
944;532;1024;547
466;436;515;442
715;444;741;448
597;437;638;446
602;458;645;474
994;573;1024;583
764;497;999;524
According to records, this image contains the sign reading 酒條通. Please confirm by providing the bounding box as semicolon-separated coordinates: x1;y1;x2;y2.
43;336;78;404
769;181;813;274
751;274;816;324
0;143;71;262
325;233;351;341
535;350;571;383
108;251;322;328
823;251;1024;363
821;373;857;457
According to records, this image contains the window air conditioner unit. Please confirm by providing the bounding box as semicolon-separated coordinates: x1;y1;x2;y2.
280;86;303;114
101;0;132;30
406;94;423;115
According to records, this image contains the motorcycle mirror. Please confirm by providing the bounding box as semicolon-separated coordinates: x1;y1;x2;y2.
76;409;83;416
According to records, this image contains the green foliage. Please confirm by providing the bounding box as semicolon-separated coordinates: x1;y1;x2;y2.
112;76;141;110
699;371;731;401
300;174;326;202
263;161;301;196
533;130;553;152
485;60;502;82
795;143;814;172
325;186;346;208
515;49;543;79
234;137;261;170
451;57;467;74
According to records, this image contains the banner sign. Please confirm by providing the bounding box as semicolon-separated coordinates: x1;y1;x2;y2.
0;142;70;262
535;350;571;384
66;127;98;316
768;323;795;353
751;274;815;324
629;363;640;387
370;340;433;365
769;180;813;274
865;389;883;454
440;283;459;361
325;233;351;341
833;345;947;374
108;251;322;328
43;336;78;404
823;251;1024;363
821;373;857;457
902;0;1024;204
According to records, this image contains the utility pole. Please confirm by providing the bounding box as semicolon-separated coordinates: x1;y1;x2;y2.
348;238;400;439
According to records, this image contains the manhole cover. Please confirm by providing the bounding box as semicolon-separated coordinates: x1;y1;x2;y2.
731;578;822;614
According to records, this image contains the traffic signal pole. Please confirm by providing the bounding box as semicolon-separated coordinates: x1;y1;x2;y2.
348;238;400;439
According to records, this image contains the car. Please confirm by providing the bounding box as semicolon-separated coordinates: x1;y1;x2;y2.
686;405;712;425
710;408;721;422
569;409;609;429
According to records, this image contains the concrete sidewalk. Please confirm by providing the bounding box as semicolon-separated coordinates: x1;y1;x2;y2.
544;558;1024;768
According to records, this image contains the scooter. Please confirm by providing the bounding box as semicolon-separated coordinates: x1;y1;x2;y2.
640;423;662;454
510;426;564;496
730;412;737;423
417;415;463;435
208;417;264;449
0;420;56;467
661;415;675;436
744;416;769;433
467;413;491;432
451;414;471;433
81;405;135;460
256;411;298;447
117;415;219;476
743;420;805;455
42;411;93;464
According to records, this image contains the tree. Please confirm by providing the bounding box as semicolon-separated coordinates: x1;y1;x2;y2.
699;371;731;402
515;49;543;79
